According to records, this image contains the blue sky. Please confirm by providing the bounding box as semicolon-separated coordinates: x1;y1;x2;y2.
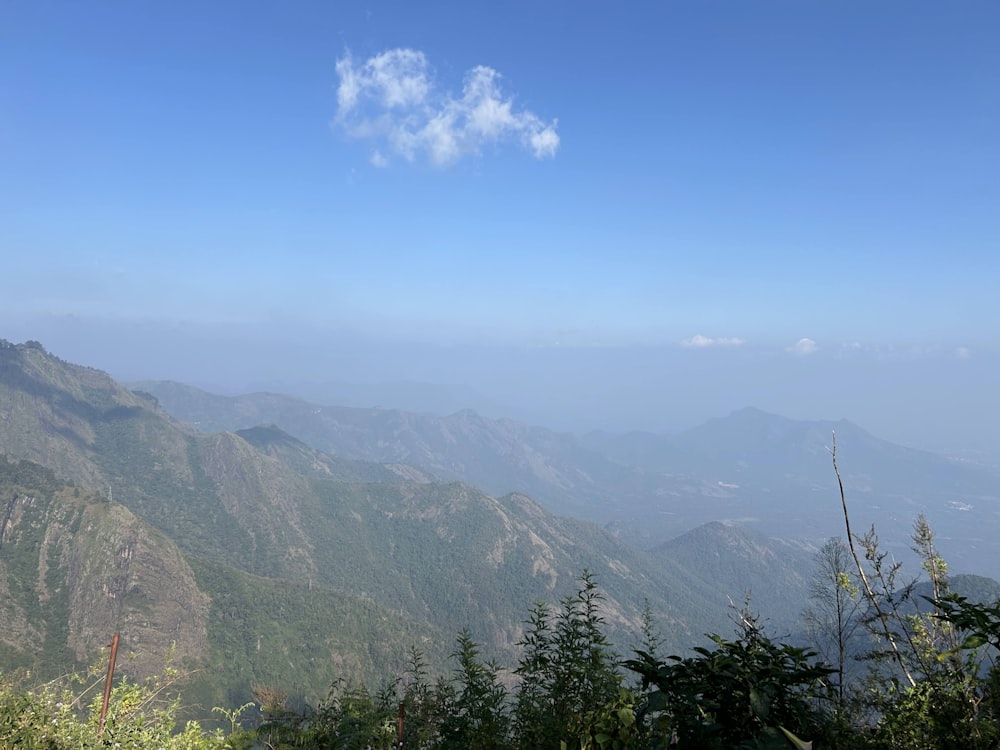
2;2;998;448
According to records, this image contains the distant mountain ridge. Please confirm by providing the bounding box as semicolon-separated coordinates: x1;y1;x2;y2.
135;380;1000;575
130;379;686;524
245;377;508;421
585;406;992;498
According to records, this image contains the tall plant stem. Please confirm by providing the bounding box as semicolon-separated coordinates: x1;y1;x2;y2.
831;433;916;688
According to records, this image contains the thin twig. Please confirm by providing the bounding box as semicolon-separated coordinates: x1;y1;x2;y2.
831;432;916;688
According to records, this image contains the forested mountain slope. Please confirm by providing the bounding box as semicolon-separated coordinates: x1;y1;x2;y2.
0;340;737;709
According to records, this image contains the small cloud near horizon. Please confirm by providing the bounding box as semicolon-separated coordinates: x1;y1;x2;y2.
789;337;818;355
333;48;560;167
680;334;745;348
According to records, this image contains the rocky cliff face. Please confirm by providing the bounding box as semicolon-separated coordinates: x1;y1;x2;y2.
63;501;210;678
0;457;209;681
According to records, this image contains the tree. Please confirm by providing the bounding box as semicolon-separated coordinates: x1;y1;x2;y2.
437;630;510;750
399;646;444;749
513;600;557;749
802;537;865;707
304;681;398;750
513;572;623;749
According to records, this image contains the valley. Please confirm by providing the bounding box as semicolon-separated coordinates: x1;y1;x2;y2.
1;338;998;716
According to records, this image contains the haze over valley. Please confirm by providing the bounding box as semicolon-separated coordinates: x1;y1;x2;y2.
1;338;997;712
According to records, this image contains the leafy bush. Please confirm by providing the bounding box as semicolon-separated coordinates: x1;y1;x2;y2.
0;668;228;749
626;611;832;749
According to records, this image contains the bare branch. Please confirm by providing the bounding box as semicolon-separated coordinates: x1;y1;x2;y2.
831;432;916;688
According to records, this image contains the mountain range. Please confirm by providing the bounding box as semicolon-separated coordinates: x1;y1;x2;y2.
134;377;1000;575
0;340;792;713
2;338;997;716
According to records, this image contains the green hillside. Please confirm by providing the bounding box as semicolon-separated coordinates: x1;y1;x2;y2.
0;340;733;710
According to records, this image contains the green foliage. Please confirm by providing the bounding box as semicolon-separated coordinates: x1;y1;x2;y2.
841;516;1000;749
398;647;445;748
572;687;643;750
182;553;457;714
867;676;998;750
0;668;227;749
933;592;1000;652
626;612;833;749
892;589;1000;750
514;571;623;749
211;701;255;736
3;560;996;750
219;573;636;750
290;681;399;749
512;599;555;747
810;476;1000;750
437;630;511;749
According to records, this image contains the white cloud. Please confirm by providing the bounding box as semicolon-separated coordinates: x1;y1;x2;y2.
956;346;971;359
336;48;430;112
789;337;818;355
528;124;560;158
333;49;560;166
680;334;745;348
